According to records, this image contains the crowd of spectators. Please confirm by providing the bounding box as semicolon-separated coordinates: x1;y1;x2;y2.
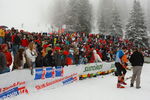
0;27;149;74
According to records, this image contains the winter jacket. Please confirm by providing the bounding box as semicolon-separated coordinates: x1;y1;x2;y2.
4;51;12;67
0;29;5;37
102;50;109;61
21;39;29;47
54;53;64;66
13;35;21;45
121;54;128;63
66;57;73;65
43;51;55;67
25;49;37;62
93;50;102;63
0;52;7;70
115;50;124;63
129;51;144;66
35;53;44;67
4;33;11;42
0;52;10;74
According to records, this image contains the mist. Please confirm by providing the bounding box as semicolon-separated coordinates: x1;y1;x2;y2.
0;0;149;32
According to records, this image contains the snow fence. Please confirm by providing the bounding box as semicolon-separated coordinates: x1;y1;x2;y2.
0;62;115;100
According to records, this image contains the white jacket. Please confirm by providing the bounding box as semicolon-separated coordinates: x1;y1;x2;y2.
25;49;37;62
93;50;102;62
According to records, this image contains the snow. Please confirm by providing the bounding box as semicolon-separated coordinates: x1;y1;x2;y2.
8;63;150;100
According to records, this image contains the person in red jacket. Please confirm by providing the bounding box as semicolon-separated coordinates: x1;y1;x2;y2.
21;36;29;48
1;44;12;68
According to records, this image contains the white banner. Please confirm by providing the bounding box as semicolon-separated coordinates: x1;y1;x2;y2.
78;62;115;75
0;62;115;99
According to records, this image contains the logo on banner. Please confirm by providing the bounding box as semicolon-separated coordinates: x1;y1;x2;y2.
62;76;78;85
111;64;115;68
55;66;64;77
34;67;64;80
35;73;77;90
84;64;103;72
0;87;19;100
0;82;28;100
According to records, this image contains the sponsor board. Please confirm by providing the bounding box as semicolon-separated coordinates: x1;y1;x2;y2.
35;73;77;90
0;87;19;100
83;64;103;72
79;62;115;75
0;82;28;100
62;76;78;85
34;66;64;80
0;81;25;93
0;62;114;99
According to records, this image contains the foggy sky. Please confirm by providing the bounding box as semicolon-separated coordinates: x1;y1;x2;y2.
0;0;149;32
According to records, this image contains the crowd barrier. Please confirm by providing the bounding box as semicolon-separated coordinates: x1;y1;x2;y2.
0;62;115;100
144;57;150;63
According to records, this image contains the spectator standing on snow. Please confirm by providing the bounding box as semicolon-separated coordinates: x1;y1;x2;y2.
129;48;144;89
115;47;127;88
25;42;37;74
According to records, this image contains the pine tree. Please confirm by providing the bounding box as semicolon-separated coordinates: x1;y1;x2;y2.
126;0;148;47
147;0;150;32
99;15;107;34
115;0;128;28
98;0;113;34
52;0;67;27
110;6;123;37
65;0;92;33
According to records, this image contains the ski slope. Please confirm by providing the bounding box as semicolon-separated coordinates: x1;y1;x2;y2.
8;64;150;100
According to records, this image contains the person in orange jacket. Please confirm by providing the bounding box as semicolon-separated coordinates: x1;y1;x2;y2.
121;52;129;69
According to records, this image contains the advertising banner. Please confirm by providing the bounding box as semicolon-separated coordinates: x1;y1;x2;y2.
0;81;28;100
78;62;115;75
0;62;115;99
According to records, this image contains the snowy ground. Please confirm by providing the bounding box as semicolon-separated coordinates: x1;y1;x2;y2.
8;64;150;100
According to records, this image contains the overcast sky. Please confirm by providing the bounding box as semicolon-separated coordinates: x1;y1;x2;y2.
0;0;149;31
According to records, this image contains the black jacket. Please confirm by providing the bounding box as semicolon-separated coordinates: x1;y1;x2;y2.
0;52;7;71
129;51;144;66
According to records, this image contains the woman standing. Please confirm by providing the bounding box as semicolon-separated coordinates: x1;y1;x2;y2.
25;42;37;74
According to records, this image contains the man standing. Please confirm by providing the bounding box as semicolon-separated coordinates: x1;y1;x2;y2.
115;47;127;88
129;48;144;89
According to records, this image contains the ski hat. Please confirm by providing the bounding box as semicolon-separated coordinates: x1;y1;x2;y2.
55;46;61;50
1;44;7;49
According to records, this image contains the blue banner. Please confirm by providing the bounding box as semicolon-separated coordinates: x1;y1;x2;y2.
55;66;64;77
0;87;19;100
34;68;43;80
34;67;64;80
45;67;54;78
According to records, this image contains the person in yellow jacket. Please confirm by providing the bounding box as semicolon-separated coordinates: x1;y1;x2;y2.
0;29;5;44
